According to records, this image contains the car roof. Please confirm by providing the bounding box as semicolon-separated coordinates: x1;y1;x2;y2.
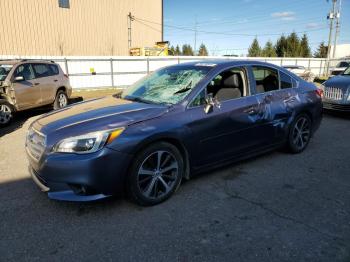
0;59;56;65
174;59;281;68
283;65;305;68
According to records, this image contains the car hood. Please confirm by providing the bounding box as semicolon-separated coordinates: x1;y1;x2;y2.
34;96;168;137
324;75;350;89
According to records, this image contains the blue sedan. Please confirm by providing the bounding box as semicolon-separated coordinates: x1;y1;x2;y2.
26;60;323;205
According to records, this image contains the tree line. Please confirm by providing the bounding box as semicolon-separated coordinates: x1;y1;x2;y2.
248;33;328;58
168;34;328;58
169;43;209;56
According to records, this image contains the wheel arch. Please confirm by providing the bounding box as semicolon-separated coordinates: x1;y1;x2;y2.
56;86;67;94
0;98;16;112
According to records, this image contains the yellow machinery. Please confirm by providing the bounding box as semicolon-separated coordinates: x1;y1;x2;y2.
130;41;169;56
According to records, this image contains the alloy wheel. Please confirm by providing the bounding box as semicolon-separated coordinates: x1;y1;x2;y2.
0;104;12;124
137;150;179;200
58;93;67;108
292;116;311;151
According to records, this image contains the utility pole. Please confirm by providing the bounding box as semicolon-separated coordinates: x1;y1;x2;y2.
194;16;197;55
332;0;342;59
127;12;135;49
325;0;337;75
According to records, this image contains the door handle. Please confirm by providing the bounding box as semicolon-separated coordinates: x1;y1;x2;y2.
54;79;58;82
34;83;40;86
244;107;258;115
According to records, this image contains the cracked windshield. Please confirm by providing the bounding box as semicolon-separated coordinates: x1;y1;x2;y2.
122;66;211;105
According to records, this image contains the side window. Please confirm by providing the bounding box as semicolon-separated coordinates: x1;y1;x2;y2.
189;67;248;107
280;71;293;89
252;66;279;93
190;89;206;107
33;64;51;78
14;64;35;81
49;64;59;75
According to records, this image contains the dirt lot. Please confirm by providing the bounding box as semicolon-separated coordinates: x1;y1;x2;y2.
0;101;349;261
72;88;121;100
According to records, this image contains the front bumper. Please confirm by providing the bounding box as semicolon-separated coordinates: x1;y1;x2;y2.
323;101;350;112
27;147;133;201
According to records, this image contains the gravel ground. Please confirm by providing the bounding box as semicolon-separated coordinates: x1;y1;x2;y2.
0;109;349;262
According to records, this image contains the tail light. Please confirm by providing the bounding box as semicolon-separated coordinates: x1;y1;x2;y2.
64;74;69;79
315;88;323;98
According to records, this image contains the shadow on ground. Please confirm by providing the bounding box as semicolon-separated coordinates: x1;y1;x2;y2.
0;97;83;138
0;108;50;137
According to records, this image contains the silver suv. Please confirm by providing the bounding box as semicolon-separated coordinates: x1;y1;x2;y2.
0;60;72;126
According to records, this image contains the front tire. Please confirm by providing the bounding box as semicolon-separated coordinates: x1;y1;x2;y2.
128;142;184;206
287;114;312;153
0;101;14;126
53;90;68;110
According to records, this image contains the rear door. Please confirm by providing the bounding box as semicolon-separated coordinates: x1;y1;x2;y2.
249;65;296;144
12;64;41;110
32;63;57;105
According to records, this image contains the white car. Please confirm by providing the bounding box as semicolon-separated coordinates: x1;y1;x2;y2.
283;65;315;82
331;61;350;76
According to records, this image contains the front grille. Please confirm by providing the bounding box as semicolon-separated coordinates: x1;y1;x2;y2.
324;87;344;101
26;128;46;161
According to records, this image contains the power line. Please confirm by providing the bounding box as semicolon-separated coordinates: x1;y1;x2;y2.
134;17;328;38
134;19;162;33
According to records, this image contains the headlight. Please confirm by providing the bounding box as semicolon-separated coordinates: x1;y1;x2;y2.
53;128;125;154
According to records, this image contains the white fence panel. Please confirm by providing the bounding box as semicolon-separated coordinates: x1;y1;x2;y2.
0;55;341;89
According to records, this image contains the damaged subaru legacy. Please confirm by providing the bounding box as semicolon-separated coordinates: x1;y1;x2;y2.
26;60;322;205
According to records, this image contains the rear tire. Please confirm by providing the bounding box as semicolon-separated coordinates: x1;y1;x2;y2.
0;101;14;126
53;90;68;110
127;142;184;206
287;114;312;153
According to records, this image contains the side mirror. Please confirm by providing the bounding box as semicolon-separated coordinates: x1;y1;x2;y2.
14;76;24;82
204;93;221;114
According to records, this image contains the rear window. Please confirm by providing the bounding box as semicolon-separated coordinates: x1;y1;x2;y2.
33;64;51;78
33;63;58;78
252;66;279;93
280;71;293;89
337;62;350;68
49;64;59;75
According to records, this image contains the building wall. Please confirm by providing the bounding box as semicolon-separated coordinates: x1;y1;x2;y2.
329;44;350;59
0;0;162;56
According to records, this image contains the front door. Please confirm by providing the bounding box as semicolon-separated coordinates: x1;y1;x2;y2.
12;64;41;110
186;66;268;167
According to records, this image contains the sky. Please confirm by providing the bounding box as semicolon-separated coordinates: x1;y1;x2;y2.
160;0;350;56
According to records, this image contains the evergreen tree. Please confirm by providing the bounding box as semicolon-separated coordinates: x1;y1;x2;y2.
313;42;328;58
169;45;175;56
198;43;209;56
182;44;194;56
248;38;261;57
300;34;311;57
262;40;277;57
286;32;300;57
275;35;288;57
175;45;181;55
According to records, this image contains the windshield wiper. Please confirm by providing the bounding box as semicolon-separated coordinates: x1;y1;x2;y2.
173;81;192;95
